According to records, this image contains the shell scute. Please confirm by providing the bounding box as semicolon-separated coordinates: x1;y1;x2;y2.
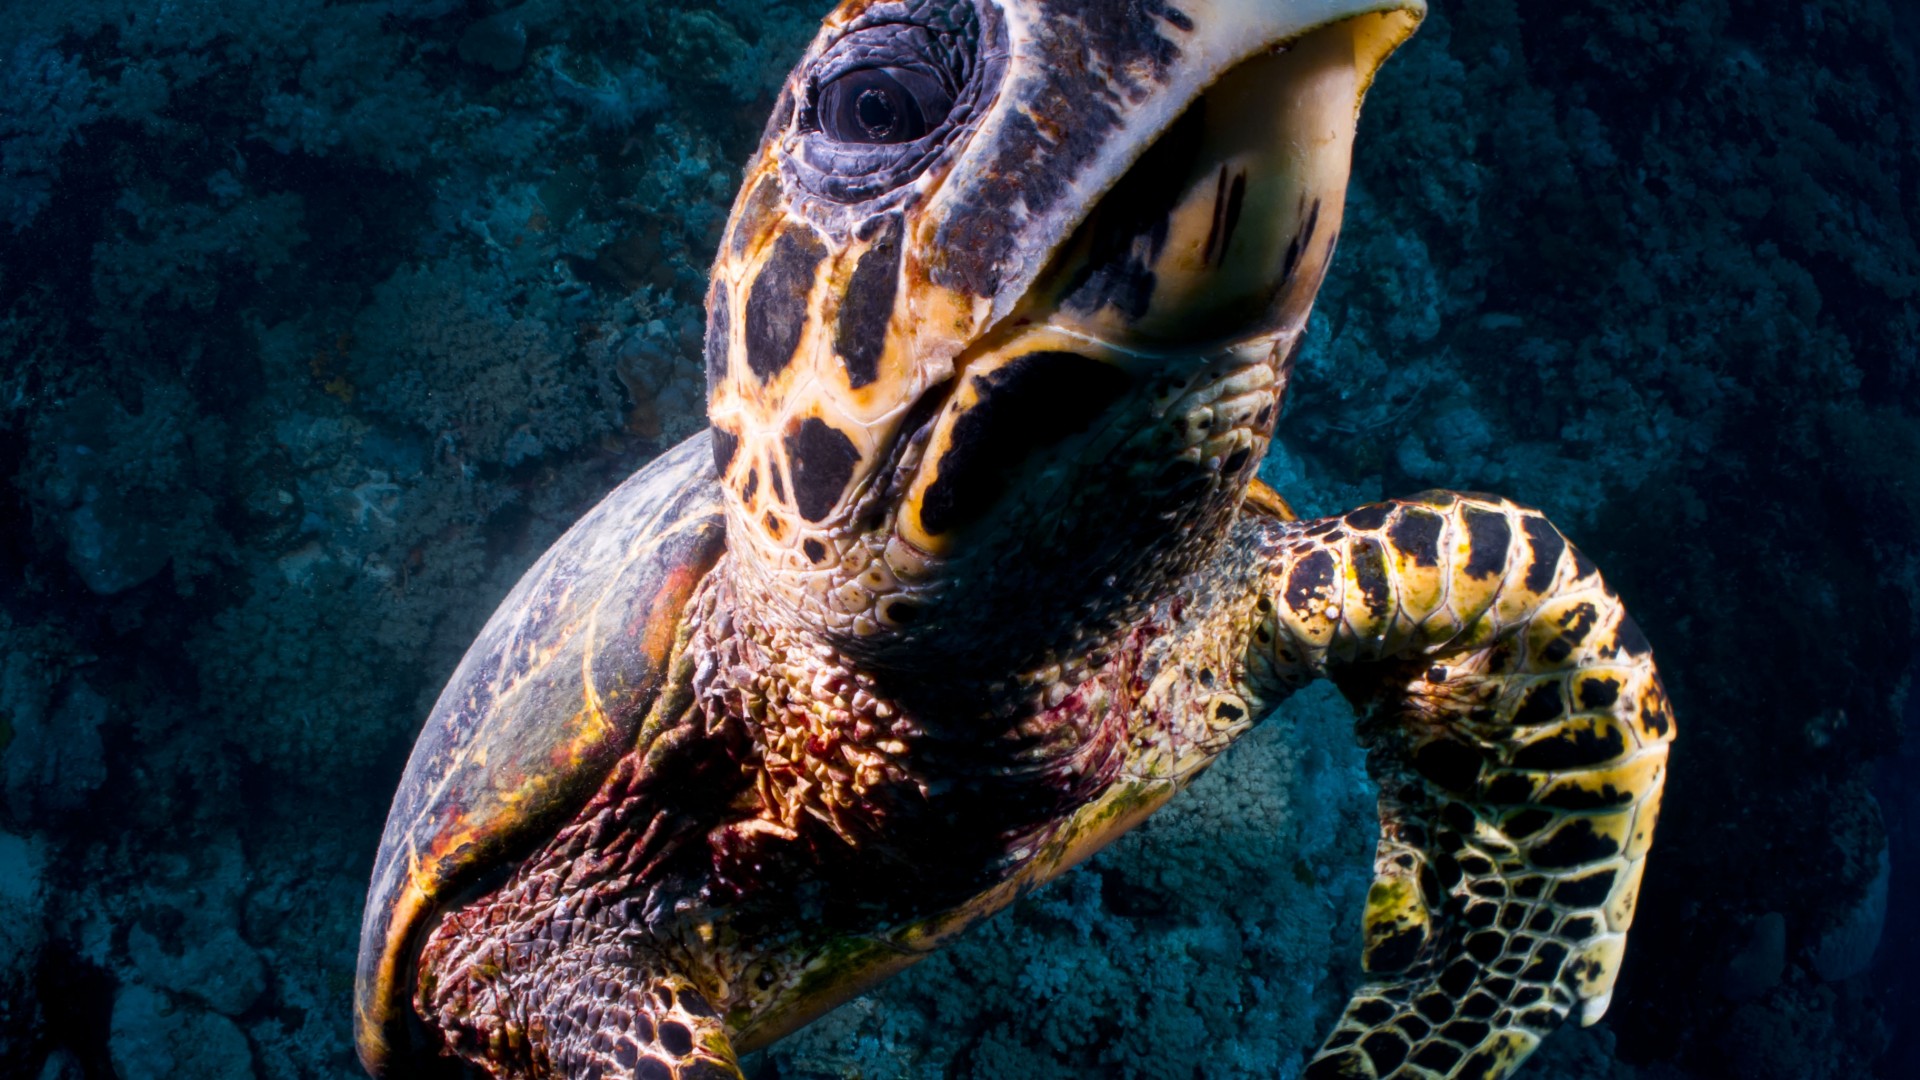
354;433;725;1073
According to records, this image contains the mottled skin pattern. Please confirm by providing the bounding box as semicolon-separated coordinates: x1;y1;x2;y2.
355;2;1675;1079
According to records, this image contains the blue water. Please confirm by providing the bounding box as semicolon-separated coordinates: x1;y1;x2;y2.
0;2;1914;1078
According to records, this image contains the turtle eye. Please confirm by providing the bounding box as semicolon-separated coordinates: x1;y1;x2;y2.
817;67;951;145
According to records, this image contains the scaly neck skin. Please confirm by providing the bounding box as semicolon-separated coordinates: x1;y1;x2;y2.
693;559;1138;906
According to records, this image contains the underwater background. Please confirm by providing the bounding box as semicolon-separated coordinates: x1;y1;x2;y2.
0;0;1915;1077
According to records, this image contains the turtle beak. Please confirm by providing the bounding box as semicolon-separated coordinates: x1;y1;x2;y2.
907;0;1425;356
891;2;1422;555
1026;12;1401;354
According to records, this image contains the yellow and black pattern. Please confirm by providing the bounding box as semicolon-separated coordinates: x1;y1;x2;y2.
1241;493;1671;1080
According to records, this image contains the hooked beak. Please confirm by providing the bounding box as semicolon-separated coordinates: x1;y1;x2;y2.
910;0;1425;351
891;2;1423;554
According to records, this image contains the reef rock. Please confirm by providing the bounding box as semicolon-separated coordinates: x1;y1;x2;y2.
108;984;254;1080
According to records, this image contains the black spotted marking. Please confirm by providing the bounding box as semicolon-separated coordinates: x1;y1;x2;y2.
1571;545;1598;580
764;513;783;539
1465;931;1504;963
784;418;861;522
918;351;1130;534
1512;985;1545;1007
1441;802;1478;836
1285;548;1336;615
636;1059;672;1080
1438;959;1478;998
802;538;827;564
1640;689;1672;737
1529;819;1622;869
1344;504;1392;531
1539;781;1634;812
1221;446;1251;475
1503;808;1554;840
1412;1042;1464;1073
1615;612;1652;657
704;283;731;391
1370;925;1426;972
741;468;759;504
769;462;787;503
1396;1015;1432;1041
711;427;740;474
1510;721;1626;770
1215;169;1247;266
1499;904;1526;931
1416;992;1454;1023
728;173;783;260
1460;991;1501;1020
835;215;902;389
1214;700;1245;722
1441;1019;1492;1048
1413;739;1483;793
613;1038;639;1069
1354;999;1395;1026
1521;516;1566;594
1558;602;1599;647
1462;505;1512;580
744;226;827;381
1350;537;1391;618
1511;681;1565;727
1465;902;1498;929
1577;676;1621;709
1388;507;1444;567
1481;771;1536;805
1360;1030;1410;1073
1202;165;1228;265
886;600;921;624
1560;915;1600;940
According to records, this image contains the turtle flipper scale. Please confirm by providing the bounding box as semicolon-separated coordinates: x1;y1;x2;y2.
424;929;744;1080
1242;493;1672;1079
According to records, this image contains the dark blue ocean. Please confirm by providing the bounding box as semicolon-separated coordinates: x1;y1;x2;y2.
1;1;1915;1077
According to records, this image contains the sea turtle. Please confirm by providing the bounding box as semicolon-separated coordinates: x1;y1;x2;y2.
355;0;1675;1076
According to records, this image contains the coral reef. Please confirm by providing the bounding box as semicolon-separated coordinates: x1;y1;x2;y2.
0;0;1913;1078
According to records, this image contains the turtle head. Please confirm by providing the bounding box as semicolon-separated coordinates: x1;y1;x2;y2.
706;0;1422;665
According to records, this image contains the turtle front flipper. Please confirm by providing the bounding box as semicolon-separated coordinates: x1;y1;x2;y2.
421;924;743;1080
1240;493;1673;1079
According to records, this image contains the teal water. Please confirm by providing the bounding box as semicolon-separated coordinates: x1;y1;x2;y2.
0;2;1915;1077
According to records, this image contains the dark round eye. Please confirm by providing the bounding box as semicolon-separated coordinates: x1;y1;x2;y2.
817;67;952;145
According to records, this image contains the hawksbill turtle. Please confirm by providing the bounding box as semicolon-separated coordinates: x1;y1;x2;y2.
355;1;1674;1076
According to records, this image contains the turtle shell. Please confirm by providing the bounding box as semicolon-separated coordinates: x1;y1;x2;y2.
353;432;725;1075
